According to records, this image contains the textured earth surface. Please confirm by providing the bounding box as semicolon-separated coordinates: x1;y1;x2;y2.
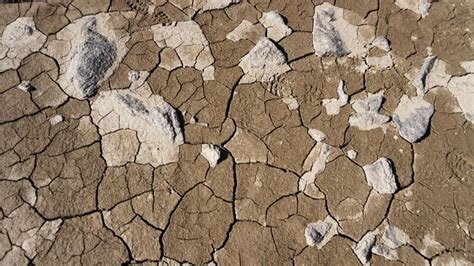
0;0;473;265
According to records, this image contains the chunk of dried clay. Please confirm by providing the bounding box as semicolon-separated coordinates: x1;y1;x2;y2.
381;225;410;249
299;142;331;197
18;81;33;92
239;38;291;84
448;74;474;123
151;21;215;80
363;158;398;194
49;115;64;125
43;13;130;99
349;91;390;130
371;244;398;261
412;55;437;96
305;216;339;249
201;144;221;168
322;80;348;115
195;0;240;13
308;128;326;142
259;11;292;42
313;3;374;58
224;127;269;164
347;150;358;159
393;95;434;143
395;0;431;17
91;83;184;167
354;229;379;264
0;17;46;72
226;20;261;42
371;37;390;52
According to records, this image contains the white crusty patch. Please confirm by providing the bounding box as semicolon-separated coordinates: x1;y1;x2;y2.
312;3;374;58
412;55;437;96
152;21;215;80
382;225;410;249
363;158;398;194
308;128;326;142
393;95;434;143
448;74;474;123
239;38;291;84
201;144;221;168
305;216;339;249
299;142;331;198
259;11;292;42
49;115;64;125
395;0;431;17
323;80;348;115
170;0;240;16
42;13;130;99
349;91;390;130
91;82;184;167
347;150;358;159
0;17;47;72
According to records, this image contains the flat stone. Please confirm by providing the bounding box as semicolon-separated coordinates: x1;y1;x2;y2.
393;95;434;143
363;157;398;194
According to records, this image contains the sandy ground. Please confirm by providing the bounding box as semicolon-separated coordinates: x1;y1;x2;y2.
0;0;473;265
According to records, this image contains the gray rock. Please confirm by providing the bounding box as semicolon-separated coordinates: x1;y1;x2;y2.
313;5;350;57
393;95;434;143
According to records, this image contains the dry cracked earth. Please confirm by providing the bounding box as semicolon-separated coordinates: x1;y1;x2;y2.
0;0;473;265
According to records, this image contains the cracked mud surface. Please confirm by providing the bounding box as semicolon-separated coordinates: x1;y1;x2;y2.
0;0;473;265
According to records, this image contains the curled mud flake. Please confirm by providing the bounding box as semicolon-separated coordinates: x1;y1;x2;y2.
393;95;434;143
201;144;221;168
312;4;350;57
412;55;437;96
49;115;64;125
382;225;410;249
226;20;262;42
305;216;338;249
239;38;291;84
322;80;348;115
349;91;390;130
447;74;474;123
363;157;398;195
259;11;292;42
354;229;378;264
0;17;46;72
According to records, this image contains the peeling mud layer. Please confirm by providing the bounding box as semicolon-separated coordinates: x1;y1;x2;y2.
0;0;473;265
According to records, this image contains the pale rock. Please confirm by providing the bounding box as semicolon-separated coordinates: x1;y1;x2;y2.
323;80;348;115
393;95;434;143
363;157;398;194
305;216;339;249
347;150;358;159
43;13;130;99
349;91;390;130
421;234;446;258
447;74;474;123
425;59;451;90
18;81;33;92
152;21;214;80
128;70;140;82
0;17;47;72
201;144;221;168
170;0;239;16
259;11;292;42
308;128;326;142
313;3;373;58
354;229;379;264
395;0;431;17
412;55;437;96
202;65;215;81
49;115;64;125
91;82;184;167
225;128;269;163
239;38;291;84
